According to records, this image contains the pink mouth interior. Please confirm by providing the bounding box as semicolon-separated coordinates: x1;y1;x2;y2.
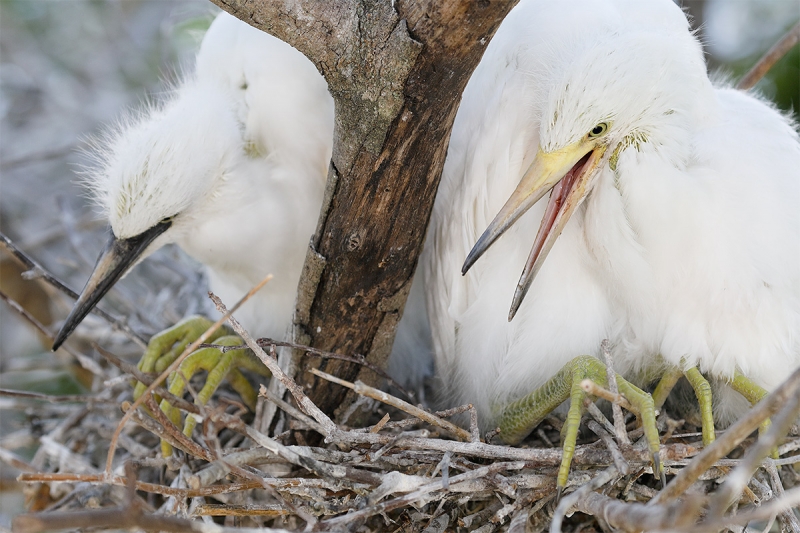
528;152;593;264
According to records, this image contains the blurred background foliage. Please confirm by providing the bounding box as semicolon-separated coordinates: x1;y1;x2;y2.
0;0;798;527
699;0;799;119
1;1;211;523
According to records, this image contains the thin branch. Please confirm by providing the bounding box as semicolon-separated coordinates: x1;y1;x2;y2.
202;336;416;402
738;21;800;90
707;380;800;518
0;388;112;404
652;364;800;504
349;403;472;433
581;379;635;413
139;396;215;462
257;384;328;436
308;367;473;442
211;409;382;488
254;337;414;401
570;490;702;532
91;342;201;415
320;461;528;527
688;486;800;533
0;447;38;473
601;340;630;445
0;231;147;347
16;472;333;498
0;289;105;376
104;275;272;476
188;447;278;489
13;503;292;533
192;504;289;517
764;459;800;532
587;420;629;476
207;293;338;437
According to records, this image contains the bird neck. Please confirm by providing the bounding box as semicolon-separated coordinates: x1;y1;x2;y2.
174;154;324;320
582;132;699;305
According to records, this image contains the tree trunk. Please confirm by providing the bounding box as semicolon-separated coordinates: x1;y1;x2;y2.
208;0;517;421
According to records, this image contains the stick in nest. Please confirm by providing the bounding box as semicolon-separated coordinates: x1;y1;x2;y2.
103;275;272;476
308;367;474;442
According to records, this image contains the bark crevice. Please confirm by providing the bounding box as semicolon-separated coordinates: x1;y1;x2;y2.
209;0;519;420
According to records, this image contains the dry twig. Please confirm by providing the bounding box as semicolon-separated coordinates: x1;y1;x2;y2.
738;21;800;90
308;367;473;442
0;232;147;347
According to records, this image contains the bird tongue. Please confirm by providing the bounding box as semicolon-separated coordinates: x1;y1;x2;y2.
528;152;592;267
507;151;593;320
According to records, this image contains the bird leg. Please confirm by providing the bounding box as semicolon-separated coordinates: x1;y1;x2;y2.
133;316;270;456
157;335;268;456
496;355;660;490
652;364;773;453
652;363;716;445
651;366;682;410
134;316;226;400
684;366;715;445
729;371;771;437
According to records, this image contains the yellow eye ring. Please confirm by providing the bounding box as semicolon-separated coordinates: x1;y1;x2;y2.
588;122;609;138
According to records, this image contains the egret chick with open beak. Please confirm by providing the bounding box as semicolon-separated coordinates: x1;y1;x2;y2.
425;0;800;491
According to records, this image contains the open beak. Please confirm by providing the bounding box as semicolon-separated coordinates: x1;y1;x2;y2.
52;220;171;350
462;140;606;321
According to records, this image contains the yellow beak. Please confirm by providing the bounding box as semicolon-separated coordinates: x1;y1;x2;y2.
462;139;607;320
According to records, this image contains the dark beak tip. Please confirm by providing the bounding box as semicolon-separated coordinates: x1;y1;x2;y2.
507;306;518;322
51;304;96;352
52;323;74;351
51;335;65;352
462;245;482;276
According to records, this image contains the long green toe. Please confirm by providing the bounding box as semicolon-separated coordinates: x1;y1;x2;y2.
159;335;267;456
133;316;222;400
132;316;270;457
496;355;660;490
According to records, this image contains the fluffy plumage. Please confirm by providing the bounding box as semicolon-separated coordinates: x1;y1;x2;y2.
423;0;800;427
69;12;428;389
85;12;334;337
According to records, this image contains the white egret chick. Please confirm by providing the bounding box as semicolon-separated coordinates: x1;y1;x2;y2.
425;0;800;490
52;12;334;452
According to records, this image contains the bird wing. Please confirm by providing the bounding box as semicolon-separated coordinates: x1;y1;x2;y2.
423;39;530;376
196;13;333;187
423;0;695;388
668;86;800;384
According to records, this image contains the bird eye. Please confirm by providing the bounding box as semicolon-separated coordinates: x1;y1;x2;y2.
588;123;608;138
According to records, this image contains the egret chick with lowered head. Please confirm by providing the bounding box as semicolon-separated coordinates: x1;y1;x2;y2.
425;0;800;490
52;12;334;454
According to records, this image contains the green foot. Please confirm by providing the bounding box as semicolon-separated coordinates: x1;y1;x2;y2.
652;363;773;456
684;366;715;446
133;316;270;456
496;355;660;490
730;371;774;456
652;362;716;446
134;316;223;399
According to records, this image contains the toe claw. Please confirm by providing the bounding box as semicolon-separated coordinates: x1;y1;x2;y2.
653;452;666;487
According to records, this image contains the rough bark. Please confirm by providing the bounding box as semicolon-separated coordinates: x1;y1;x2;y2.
208;0;517;420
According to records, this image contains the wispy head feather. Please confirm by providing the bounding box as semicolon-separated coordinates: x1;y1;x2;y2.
79;77;243;240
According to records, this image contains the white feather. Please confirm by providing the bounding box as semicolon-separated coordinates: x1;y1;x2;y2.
424;0;800;427
86;12;334;337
